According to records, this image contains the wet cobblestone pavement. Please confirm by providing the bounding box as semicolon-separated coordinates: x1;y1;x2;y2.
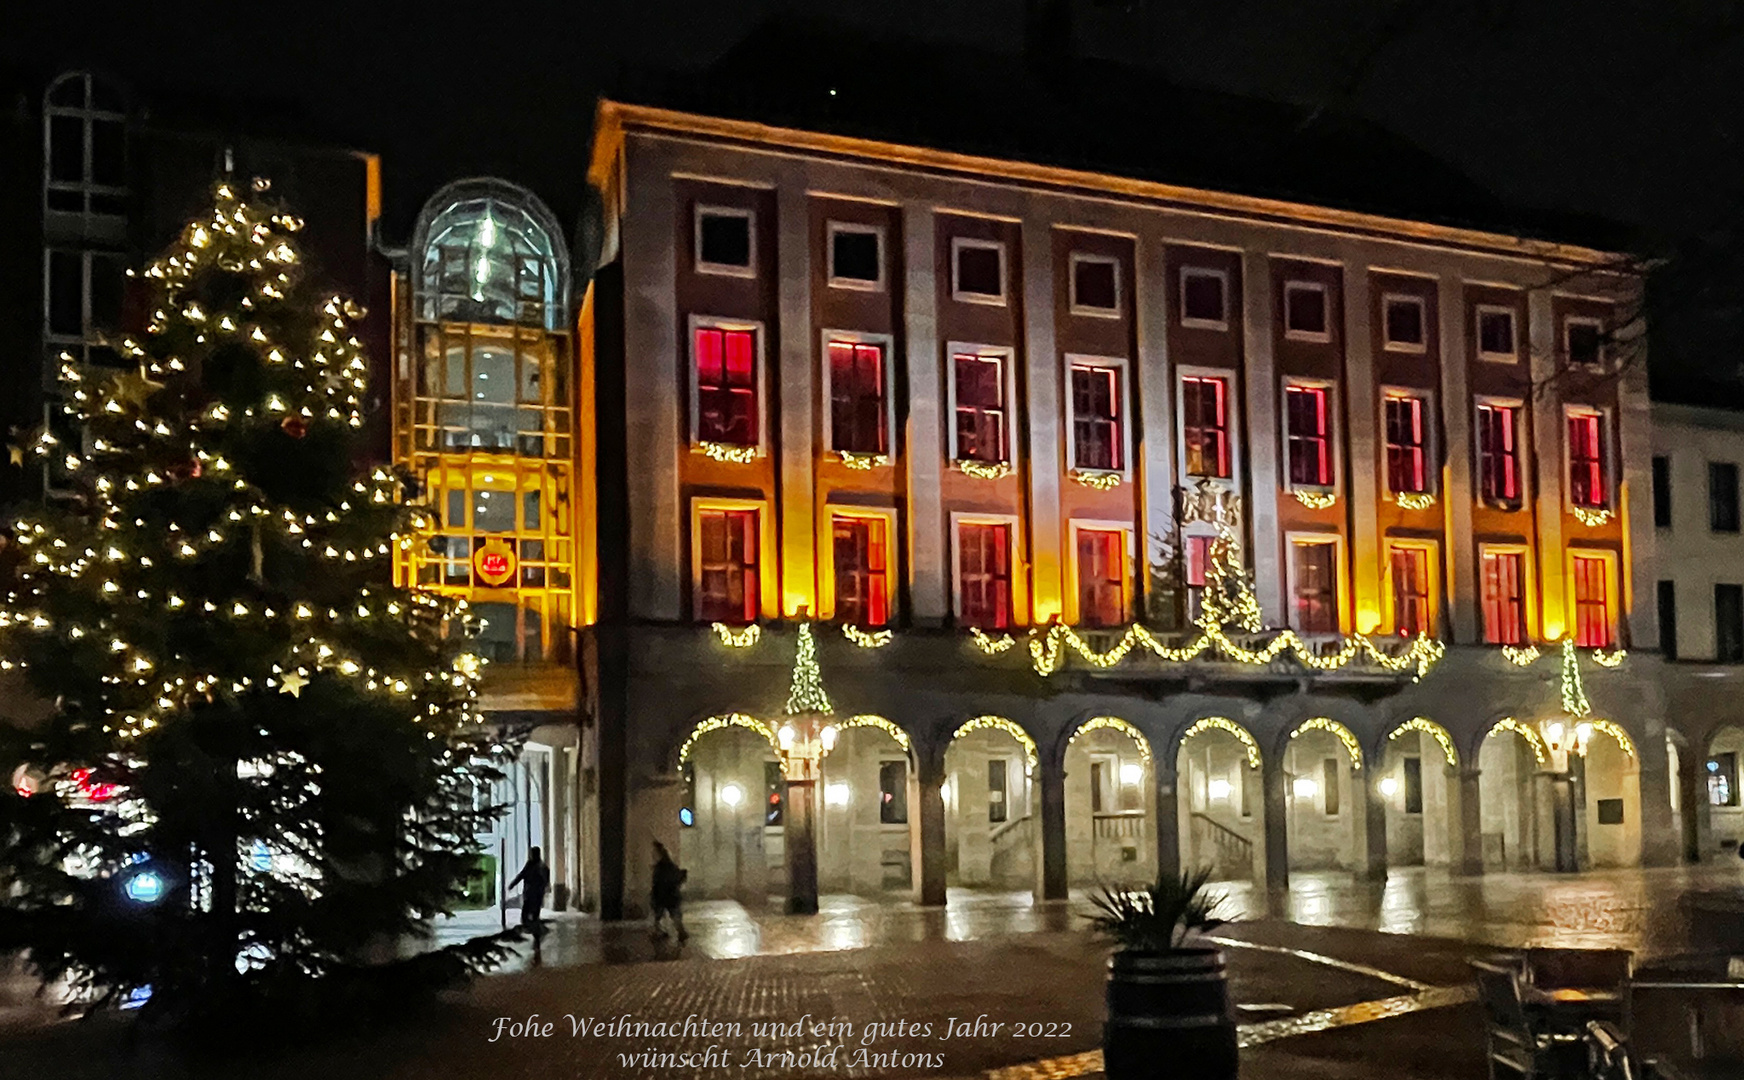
4;863;1741;1079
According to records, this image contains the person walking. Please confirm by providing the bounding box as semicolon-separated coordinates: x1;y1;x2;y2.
508;846;551;953
651;841;689;943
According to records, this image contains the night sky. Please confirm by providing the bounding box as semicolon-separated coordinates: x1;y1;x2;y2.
6;0;1741;243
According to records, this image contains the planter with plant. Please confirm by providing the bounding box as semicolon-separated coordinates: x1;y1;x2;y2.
1087;866;1236;1080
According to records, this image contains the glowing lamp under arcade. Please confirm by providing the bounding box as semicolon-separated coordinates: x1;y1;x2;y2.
1207;778;1233;801
824;782;851;806
1292;777;1318;799
718;783;744;808
1379;777;1400;798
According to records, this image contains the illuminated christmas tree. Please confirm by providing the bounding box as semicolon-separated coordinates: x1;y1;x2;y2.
784;621;834;717
0;179;509;1035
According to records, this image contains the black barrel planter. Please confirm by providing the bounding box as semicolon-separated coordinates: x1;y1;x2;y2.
1104;946;1238;1080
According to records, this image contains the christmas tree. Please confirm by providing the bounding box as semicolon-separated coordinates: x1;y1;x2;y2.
0;178;510;1037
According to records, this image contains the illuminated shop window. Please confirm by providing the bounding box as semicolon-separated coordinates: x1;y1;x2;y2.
1481;549;1527;645
1384;394;1429;495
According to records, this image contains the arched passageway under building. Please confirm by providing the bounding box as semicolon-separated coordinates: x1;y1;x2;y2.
1063;717;1156;889
1378;719;1459;870
1284;720;1364;873
1175;717;1263;883
943;717;1040;895
1477;720;1547;872
816;716;918;896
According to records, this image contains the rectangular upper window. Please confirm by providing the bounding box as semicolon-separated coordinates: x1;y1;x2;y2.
1181;374;1232;479
1184;534;1214;621
1476;306;1518;361
1180;267;1228;328
832;514;890;627
1389;544;1432;637
1476;402;1522;508
956;521;1013;629
828;223;884;290
1658;580;1677;660
1711;462;1740;533
1653;455;1672;528
1567;409;1608;510
827;338;888;455
952;349;1010;464
952;239;1006;304
1571;553;1614;648
879;760;908;824
1285;383;1333;488
1384;393;1429;495
1068;358;1126;472
1719;584;1744;663
1283;281;1330;341
693;324;759;448
695;206;754;276
1075;527;1128;628
1481;549;1527;645
1289;537;1340;635
1383;294;1427;351
1069;254;1120;316
695;507;759;624
1565;317;1605;369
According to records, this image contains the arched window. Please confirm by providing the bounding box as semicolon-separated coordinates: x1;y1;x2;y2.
412;180;569;331
43;72;128;218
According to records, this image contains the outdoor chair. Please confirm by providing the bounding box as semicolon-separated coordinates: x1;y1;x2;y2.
1471;960;1584;1080
1525;947;1633;1028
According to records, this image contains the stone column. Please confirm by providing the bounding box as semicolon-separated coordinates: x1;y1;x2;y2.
1241;252;1284;623
1359;769;1388;880
1680;755;1709;862
1135;235;1176;616
1261;752;1290;892
776;184;816;616
1037;762;1069;901
1527;290;1567;638
784;778;819;914
1342;262;1382;632
915;747;949;906
1022;218;1065;622
1637;719;1679;867
1154;766;1181;883
903;205;947;625
1437;276;1477;643
1458;766;1485;875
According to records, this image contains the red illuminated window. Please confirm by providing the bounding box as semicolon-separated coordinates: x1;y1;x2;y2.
1076;528;1127;627
695;326;758;447
696;508;758;624
1070;362;1124;471
833;515;889;626
1184;534;1215;620
1390;546;1431;636
953;352;1008;464
1568;411;1607;509
828;339;887;455
1285;384;1332;487
1384;395;1428;494
1182;375;1230;478
1477;403;1521;506
1291;540;1339;634
957;522;1012;628
1481;550;1526;645
1572;554;1613;648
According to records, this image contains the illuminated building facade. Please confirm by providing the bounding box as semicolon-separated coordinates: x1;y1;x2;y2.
571;67;1674;920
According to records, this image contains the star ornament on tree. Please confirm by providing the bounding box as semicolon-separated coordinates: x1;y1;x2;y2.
111;367;166;410
279;670;310;698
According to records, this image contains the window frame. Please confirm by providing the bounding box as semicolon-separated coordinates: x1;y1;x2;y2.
946;343;1018;467
1379;387;1436;497
1563;405;1612;512
950;512;1023;629
821;505;899;626
1284;531;1347;637
1474;396;1527;509
1068;252;1122;318
1281;377;1339;493
1563;315;1607;371
1383;539;1439;638
1282;280;1332;343
826;221;886;292
689;496;775;624
1068;519;1134;628
1381;293;1429;354
950;237;1008;306
693;205;757;278
1064;353;1132;477
42;71;128;220
688;315;767;453
1179;266;1231;330
1652;455;1672;529
1711;462;1741;534
1177;366;1241;483
820;329;897;458
1475;304;1519;363
1716;583;1744;664
1479;543;1534;646
1566;547;1619;650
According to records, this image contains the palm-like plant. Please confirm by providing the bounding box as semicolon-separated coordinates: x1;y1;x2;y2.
1086;867;1230;952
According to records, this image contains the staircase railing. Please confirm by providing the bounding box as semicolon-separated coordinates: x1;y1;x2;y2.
1190;812;1253;876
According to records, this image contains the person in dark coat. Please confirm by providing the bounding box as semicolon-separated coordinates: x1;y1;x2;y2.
508;846;551;946
651;841;689;942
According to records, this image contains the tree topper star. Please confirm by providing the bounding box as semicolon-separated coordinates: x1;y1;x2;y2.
111;367;166;410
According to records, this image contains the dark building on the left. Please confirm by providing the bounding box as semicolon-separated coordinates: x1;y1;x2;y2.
0;66;388;507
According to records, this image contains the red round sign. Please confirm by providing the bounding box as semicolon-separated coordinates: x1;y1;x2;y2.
473;538;517;587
